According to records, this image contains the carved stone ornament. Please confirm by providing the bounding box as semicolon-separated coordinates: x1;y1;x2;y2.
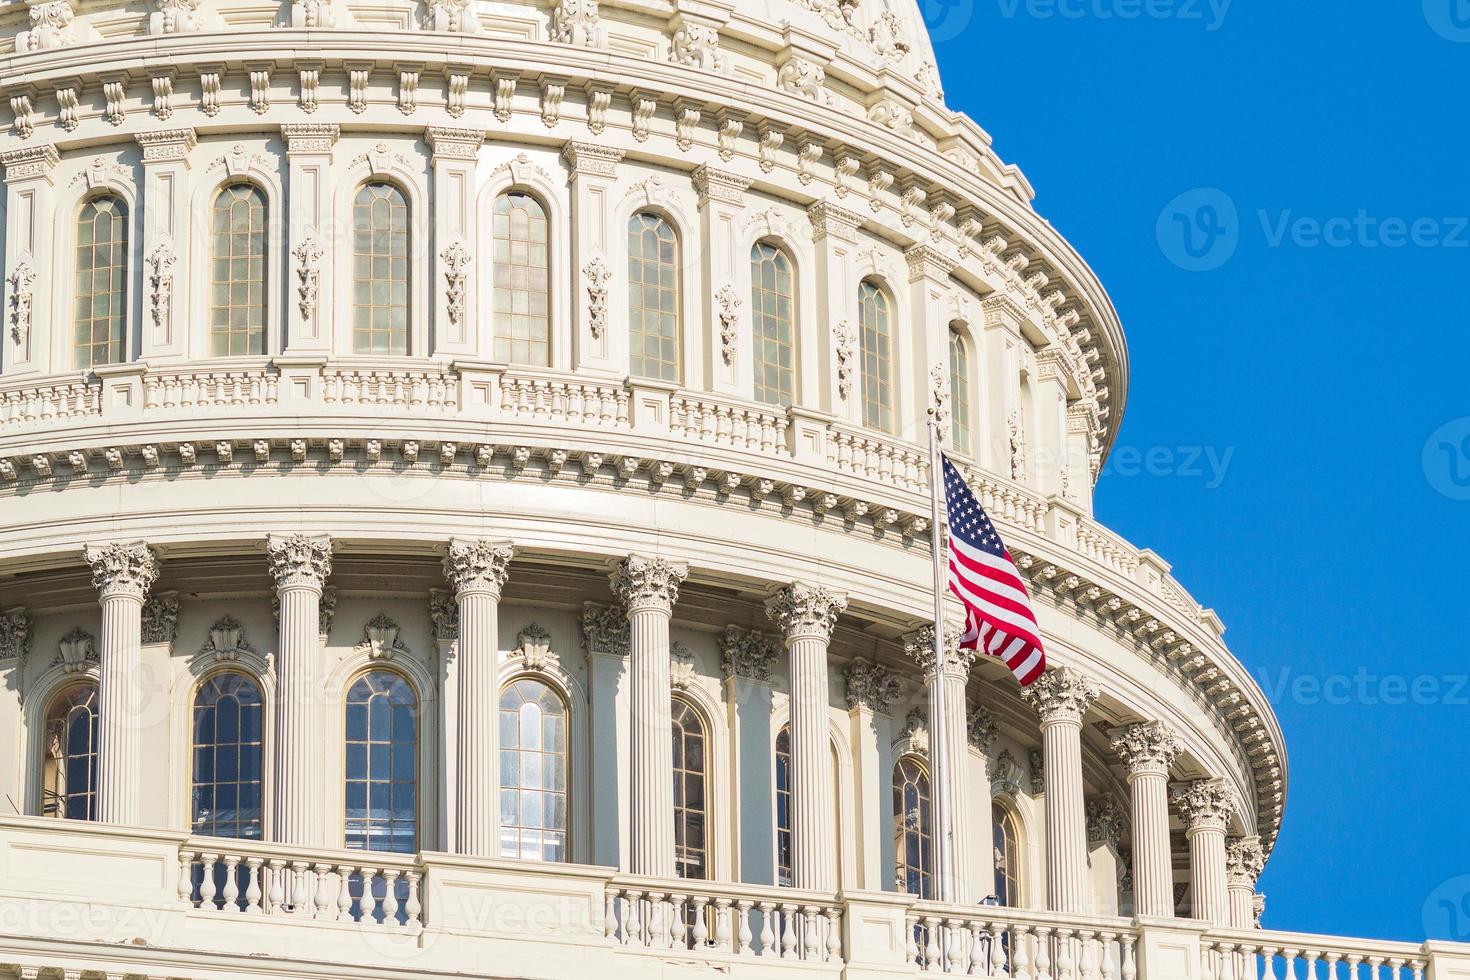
1028;748;1045;794
967;704;999;751
551;0;602;46
991;747;1024;797
425;0;480;33
718;625;779;680
1008;411;1027;481
293;236;324;322
901;707;929;754
442;538;513;596
428;588;457;641
672;22;724;72
0;608;32;663
843;659;900;712
150;0;203;34
1171;778;1239;833
868;10;912;62
610;554;688;614
194;614;255;663
265;533;332;591
1227;835;1266;888
583;256;612;339
765;582;847;641
147;243;177;331
669;641;697;690
716;283;741;366
55;627;96;673
515;622;556;671
20;0;80;51
1086;793;1125;851
1111;721;1182;777
902;621;972;678
291;0;337;27
580;601;629;657
357;613;410;661
1019;666;1099;726
930;362;950;435
441;242;471;327
834;321;856;399
142;591;180;645
84;542;160;601
8;262;35;346
777;57;827;102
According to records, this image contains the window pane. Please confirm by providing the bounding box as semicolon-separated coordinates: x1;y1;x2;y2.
209;185;269;357
498;679;568;861
750;243;797;406
672;700;709;881
949;329;972;455
491;192;551;366
352;183;410;355
344;671;418;854
73;196;128;369
859;281;894;432
627;213;681;383
892;758;933;899
43;684;100;821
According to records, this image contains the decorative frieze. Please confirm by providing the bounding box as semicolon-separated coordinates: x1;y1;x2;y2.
843;660;900;712
561;140;623;177
1;144;60;183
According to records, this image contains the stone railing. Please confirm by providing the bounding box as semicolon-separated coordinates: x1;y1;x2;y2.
1202;928;1427;980
906;900;1140;977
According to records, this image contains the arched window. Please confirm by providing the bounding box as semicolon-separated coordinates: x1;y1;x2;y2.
492;191;550;365
209;185;268;357
192;673;264;840
994;801;1022;906
774;725;843;888
74;195;129;369
858;280;894;432
750;242;796;406
344;670;418;854
499;678;569;861
351;182;410;355
42;683;99;820
949;327;972;455
893;757;933;898
627;212;680;382
672;698;708;880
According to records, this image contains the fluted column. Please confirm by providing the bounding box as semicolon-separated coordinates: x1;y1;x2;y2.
443;538;514;857
1173;778;1238;925
1020;667;1099;913
610;554;688;877
766;582;848;891
1226;835;1265;928
1112;721;1183;918
266;533;333;846
903;622;973;903
84;542;160;826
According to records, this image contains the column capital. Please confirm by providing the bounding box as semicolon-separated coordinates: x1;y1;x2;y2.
690;163;751;206
442;538;514;597
967;703;999;750
1226;835;1265;888
280;122;339;155
1171;777;1238;834
1019;666;1098;726
719;625;780;680
765;582;847;642
806;200;864;244
266;533;333;592
901;621;972;678
134;127;197;163
1111;720;1182;778
561;139;624;177
610;554;688;614
843;659;900;712
84;542;159;601
425;125;485;161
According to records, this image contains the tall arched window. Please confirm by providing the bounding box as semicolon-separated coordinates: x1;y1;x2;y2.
42;683;99;820
750;242;796;406
672;698;708;880
74;195;129;369
499;678;569;862
352;182;410;355
209;185;268;357
949;327;972;455
893;757;933;898
191;673;264;840
627;212;680;382
858;280;894;432
492;191;550;365
993;801;1022;906
775;727;793;886
344;670;418;854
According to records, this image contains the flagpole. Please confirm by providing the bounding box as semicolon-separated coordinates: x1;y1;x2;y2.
926;408;956;903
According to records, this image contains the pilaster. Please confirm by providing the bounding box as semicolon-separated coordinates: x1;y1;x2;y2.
281;124;338;352
562;140;624;372
843;658;900;891
133;128;196;360
722;625;781;883
904;243;958;446
426;127;484;357
691;165;751;396
807;200;863;419
1;144;59;374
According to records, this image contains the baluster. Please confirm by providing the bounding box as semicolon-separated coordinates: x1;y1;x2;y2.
264;860;285;915
178;850;197;907
1202;942;1216;980
312;863;334;920
758;901;776;957
1411;960;1425;980
1306;951;1321;980
1035;927;1053;980
906;914;921;969
199;853;219;910
1220;944;1237;980
1389;958;1406;980
713;897;732;951
221;856;242;912
404;871;423;931
625;890;642;946
382;869;402;927
604;890;619;942
1284;950;1302;980
970;921;986;976
356;866;378;923
1263;949;1281;980
336;865;356;923
1345;953;1363;980
1056;928;1076;980
289;861;311;914
1324;952;1342;980
925;916;942;973
244;858;263;914
1078;931;1098;980
802;905;820;961
780;903;797;959
692;896;709;948
1121;935;1137;980
947;917;964;973
826;908;841;963
1100;932;1118;980
1014;925;1034;980
649;892;668;949
735;900;753;955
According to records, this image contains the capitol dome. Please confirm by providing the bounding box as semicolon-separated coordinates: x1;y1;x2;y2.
0;2;1442;979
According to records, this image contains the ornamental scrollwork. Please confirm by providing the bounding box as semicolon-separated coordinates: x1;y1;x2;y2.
442;538;514;597
609;555;687;614
357;613;411;661
583;256;612;339
967;704;1000;751
669;641;697;690
428;588;457;641
441;243;471;327
1019;666;1099;726
843;659;901;712
197;615;256;663
671;23;725;72
84;542;160;601
265;534;332;591
579;601;629;657
147;244;177;331
551;0;602;46
8;262;35;346
1227;836;1265;888
719;625;780;680
425;0;480;32
716;284;741;366
0;608;32;664
142;591;180;645
293;236;324;323
765;582;847;642
902;622;972;678
1111;721;1182;777
20;0;80;51
834;322;856;400
1171;778;1238;833
55;627;96;673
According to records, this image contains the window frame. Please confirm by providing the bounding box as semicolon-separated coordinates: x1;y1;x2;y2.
498;675;572;863
892;755;934;899
348;180;414;357
671;696;711;881
948;324;974;456
749;240;799;407
189;669;266;841
490;189;553;367
625;210;684;384
858;278;896;434
70;191;135;371
993;799;1023;907
206;182;271;360
342;667;421;856
39;680;101;821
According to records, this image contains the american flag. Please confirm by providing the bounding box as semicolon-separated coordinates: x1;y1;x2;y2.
941;454;1046;686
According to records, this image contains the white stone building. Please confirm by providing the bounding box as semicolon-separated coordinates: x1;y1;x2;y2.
0;0;1459;977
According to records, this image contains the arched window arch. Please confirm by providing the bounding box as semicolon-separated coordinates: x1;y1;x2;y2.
344;670;418;854
949;326;973;455
191;672;265;840
492;190;550;365
672;697;708;880
74;195;130;369
209;184;268;357
750;242;796;406
893;757;933;898
351;181;411;355
42;682;99;820
627;212;681;382
858;279;894;432
993;800;1022;906
499;677;569;861
773;725;842;888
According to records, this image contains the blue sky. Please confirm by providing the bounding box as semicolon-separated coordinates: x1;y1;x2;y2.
926;0;1470;941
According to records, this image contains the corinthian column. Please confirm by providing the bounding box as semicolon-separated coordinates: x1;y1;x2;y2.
1172;778;1238;925
903;622;974;903
766;582;847;891
1226;835;1265;929
443;538;514;857
1020;667;1099;913
610;554;688;877
266;533;333;846
84;542;159;826
1111;721;1182;918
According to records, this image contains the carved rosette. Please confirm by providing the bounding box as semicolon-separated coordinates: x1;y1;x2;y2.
442;538;514;597
901;621;972;678
765;582;847;642
966;704;999;751
1111;721;1182;778
266;533;332;592
719;625;780;680
580;601;630;656
843;660;900;712
142;591;180;645
1171;778;1238;834
609;554;687;615
83;542;160;601
1226;835;1265;888
1019;666;1099;727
